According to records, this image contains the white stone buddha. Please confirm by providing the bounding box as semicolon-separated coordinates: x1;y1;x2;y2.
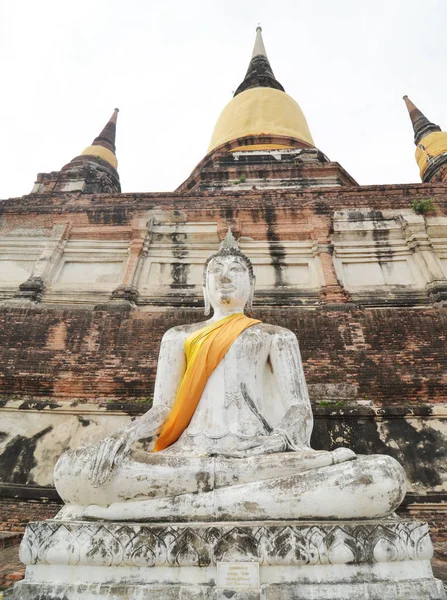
54;230;406;522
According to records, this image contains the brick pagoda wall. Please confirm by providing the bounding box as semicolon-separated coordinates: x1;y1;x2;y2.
0;181;446;561
0;305;445;404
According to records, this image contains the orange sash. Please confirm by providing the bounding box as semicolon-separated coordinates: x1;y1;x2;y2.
153;313;261;452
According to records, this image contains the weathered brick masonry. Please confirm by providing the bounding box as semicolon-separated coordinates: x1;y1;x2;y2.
0;305;445;404
1;182;447;227
0;183;445;401
0;499;60;534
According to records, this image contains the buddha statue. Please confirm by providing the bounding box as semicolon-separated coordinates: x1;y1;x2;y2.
54;230;406;522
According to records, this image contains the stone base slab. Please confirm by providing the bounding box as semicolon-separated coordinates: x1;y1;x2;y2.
13;518;446;600
13;579;446;600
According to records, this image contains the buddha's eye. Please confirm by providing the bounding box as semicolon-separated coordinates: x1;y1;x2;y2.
209;264;224;274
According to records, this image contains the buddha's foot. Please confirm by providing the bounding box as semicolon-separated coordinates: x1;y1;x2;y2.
84;505;112;520
54;504;87;521
331;447;356;464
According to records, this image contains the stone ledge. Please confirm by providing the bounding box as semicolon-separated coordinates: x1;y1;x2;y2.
12;577;446;600
1;399;445;418
20;519;433;568
0;533;21;550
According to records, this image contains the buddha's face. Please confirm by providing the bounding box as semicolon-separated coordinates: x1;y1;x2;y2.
206;255;252;310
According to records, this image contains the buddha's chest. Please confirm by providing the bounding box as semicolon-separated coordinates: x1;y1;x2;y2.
184;328;271;439
224;327;270;365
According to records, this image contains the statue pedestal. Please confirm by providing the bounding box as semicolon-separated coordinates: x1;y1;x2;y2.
13;519;446;600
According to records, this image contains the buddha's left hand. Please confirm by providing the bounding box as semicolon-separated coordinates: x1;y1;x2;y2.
219;433;287;458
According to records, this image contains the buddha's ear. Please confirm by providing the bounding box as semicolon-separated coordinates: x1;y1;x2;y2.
246;276;255;314
203;284;211;316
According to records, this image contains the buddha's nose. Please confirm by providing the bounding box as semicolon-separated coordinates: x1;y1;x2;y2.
220;269;232;282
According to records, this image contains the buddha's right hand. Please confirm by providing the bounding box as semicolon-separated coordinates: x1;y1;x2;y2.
88;426;143;487
88;408;166;487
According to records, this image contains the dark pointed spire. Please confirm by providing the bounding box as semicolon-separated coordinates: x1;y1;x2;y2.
58;108;121;193
234;26;285;97
91;108;119;153
403;96;441;145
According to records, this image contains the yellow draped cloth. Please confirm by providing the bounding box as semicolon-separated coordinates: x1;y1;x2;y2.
153;313;261;452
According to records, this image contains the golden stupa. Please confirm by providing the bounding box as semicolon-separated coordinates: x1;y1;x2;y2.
208;27;314;153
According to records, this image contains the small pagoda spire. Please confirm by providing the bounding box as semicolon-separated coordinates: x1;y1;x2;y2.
32;108;122;194
91;108;119;153
403;96;441;145
234;26;284;97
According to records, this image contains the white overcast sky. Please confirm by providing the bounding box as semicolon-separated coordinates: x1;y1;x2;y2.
1;0;446;199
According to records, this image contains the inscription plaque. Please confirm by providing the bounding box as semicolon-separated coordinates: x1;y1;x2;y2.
217;561;260;590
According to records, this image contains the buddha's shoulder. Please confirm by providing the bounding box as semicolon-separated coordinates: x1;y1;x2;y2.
161;321;209;341
252;322;297;340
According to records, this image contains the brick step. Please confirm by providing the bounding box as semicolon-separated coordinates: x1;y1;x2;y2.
0;542;24;591
0;534;21;551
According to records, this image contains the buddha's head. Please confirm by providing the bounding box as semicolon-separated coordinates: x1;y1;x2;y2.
203;229;255;316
